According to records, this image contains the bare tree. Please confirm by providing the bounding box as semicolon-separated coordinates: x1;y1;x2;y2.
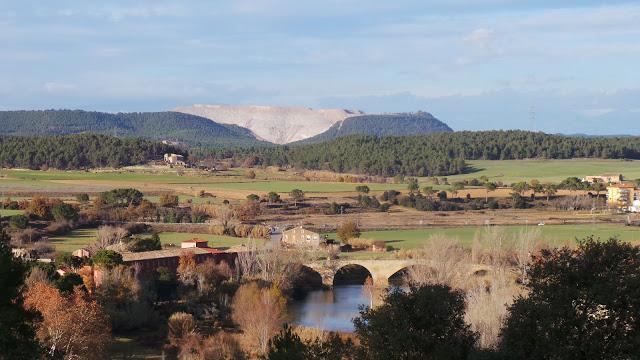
514;227;541;284
407;234;471;289
231;282;286;354
92;225;129;251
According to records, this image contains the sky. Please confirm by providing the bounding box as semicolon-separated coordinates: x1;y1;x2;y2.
1;0;639;134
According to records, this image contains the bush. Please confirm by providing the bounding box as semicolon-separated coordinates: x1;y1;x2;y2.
159;193;179;207
346;238;373;249
92;249;123;269
337;221;360;243
76;193;90;203
51;203;78;221
9;214;28;229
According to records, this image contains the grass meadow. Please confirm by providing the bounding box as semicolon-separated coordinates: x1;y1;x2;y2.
49;228;250;253
3;159;640;196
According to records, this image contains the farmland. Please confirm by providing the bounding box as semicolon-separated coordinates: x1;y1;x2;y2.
48;228;250;253
328;224;640;249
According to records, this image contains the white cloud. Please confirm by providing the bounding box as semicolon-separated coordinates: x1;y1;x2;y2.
464;28;494;47
42;82;77;93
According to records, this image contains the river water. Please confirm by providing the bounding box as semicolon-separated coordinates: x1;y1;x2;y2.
288;285;372;332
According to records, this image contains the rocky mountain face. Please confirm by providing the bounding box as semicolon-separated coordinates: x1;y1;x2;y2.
173;104;364;144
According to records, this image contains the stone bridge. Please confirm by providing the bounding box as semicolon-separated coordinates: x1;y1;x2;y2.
305;259;418;287
305;259;492;287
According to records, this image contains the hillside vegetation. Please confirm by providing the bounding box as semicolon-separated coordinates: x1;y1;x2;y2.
195;131;640;176
0;110;263;147
298;112;452;143
0;134;183;169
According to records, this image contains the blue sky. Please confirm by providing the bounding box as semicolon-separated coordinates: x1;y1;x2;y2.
1;0;639;134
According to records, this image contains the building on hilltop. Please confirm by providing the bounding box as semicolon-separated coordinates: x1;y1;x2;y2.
584;173;623;184
607;183;640;212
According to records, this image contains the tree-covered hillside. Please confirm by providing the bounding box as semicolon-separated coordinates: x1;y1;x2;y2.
0;134;184;169
0;110;263;147
194;131;640;177
298;112;453;144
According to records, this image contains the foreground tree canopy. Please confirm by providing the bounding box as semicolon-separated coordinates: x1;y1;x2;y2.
500;238;640;359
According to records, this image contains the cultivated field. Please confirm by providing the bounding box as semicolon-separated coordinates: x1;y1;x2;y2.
48;228;250;253
328;224;640;249
2;159;639;200
444;159;640;184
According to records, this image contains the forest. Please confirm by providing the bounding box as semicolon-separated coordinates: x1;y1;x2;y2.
193;130;640;177
0;110;262;147
0;134;183;169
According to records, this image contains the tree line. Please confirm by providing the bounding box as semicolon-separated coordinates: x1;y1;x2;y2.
0;134;184;169
193;130;640;177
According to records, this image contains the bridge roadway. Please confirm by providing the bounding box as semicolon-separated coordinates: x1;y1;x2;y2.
304;259;492;287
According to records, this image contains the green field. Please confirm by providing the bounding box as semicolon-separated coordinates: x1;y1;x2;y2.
48;228;250;253
328;224;640;250
3;159;640;194
0;209;23;217
443;159;640;184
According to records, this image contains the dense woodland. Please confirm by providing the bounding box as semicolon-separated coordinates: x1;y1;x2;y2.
297;112;453;144
195;130;640;176
0;134;183;169
2;130;640;175
0;110;263;147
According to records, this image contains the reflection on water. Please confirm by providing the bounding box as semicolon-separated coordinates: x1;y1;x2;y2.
288;285;371;332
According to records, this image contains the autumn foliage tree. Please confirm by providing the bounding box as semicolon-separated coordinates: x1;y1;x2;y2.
232;282;286;354
24;282;111;360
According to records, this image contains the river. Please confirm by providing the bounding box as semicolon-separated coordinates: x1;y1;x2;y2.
288;285;372;332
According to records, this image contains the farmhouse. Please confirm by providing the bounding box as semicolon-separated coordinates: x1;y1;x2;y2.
607;183;639;211
584;173;623;184
164;153;186;166
281;226;325;248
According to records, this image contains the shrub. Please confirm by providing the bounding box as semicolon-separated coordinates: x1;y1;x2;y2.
159;193;179;207
92;249;123;269
9;214;28;229
337;221;360;243
51;203;78;221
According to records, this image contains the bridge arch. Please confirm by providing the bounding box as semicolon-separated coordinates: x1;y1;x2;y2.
333;264;373;286
291;265;324;299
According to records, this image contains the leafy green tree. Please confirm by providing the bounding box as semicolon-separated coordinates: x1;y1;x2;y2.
354;284;477;360
484;182;497;202
92;250;123;269
247;194;260;201
500;238;640;359
51;202;78;221
9;214;28;229
75;193;90;203
511;192;530;209
543;183;558;202
128;234;162;252
592;181;607;198
265;324;354;360
355;185;370;194
511;181;529;195
264;324;307;359
407;178;419;193
267;191;281;203
450;182;465;199
55;272;84;294
0;225;42;358
55;252;83;269
530;179;543;199
289;189;305;206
